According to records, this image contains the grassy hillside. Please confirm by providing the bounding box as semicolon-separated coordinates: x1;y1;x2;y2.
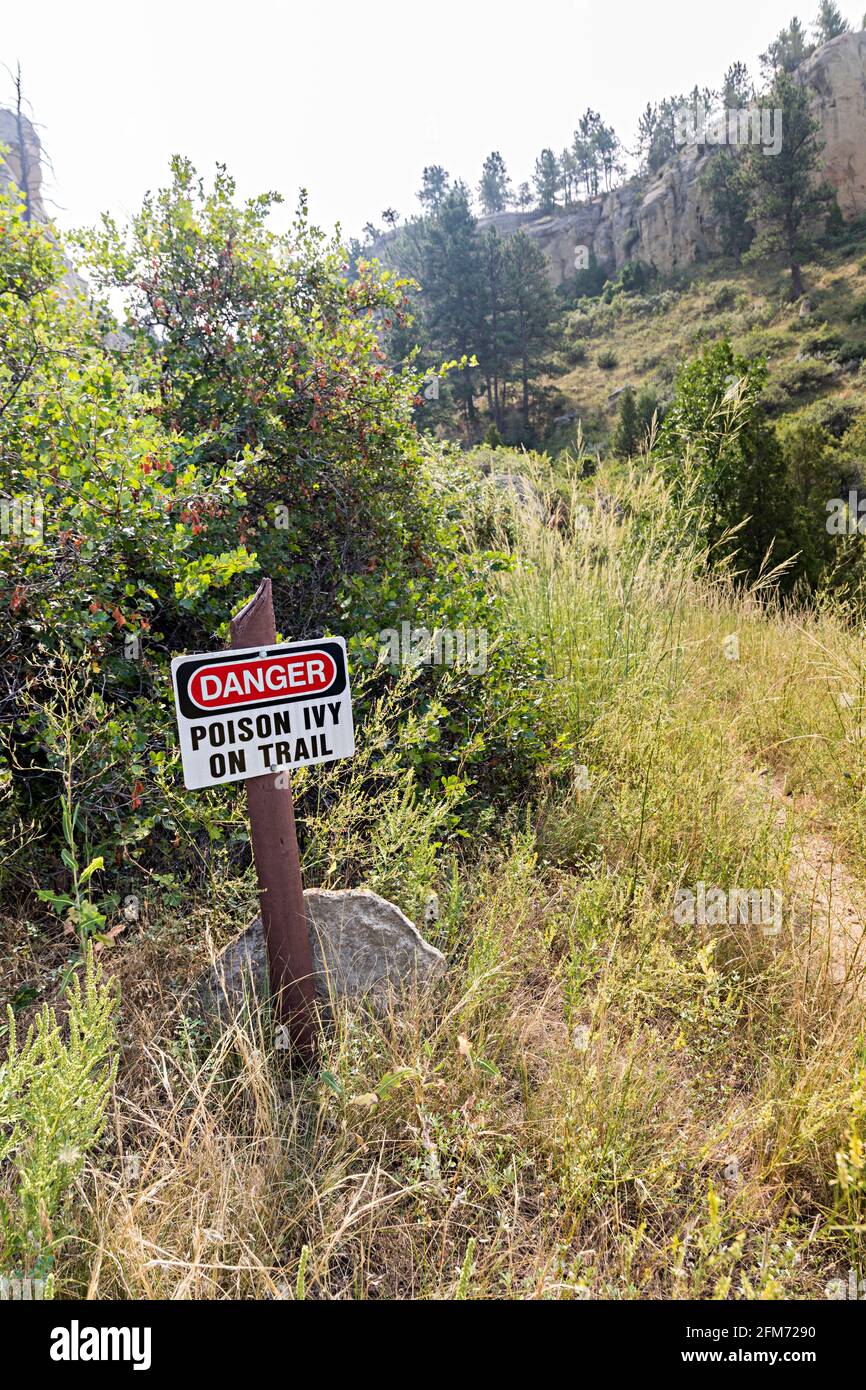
547;236;866;454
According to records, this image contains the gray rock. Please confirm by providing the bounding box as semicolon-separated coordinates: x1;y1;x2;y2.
606;385;631;405
195;888;446;1023
488;472;543;514
103;329;134;352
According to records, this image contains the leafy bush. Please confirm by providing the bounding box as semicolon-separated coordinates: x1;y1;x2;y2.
596;349;618;370
0;164;551;901
836;337;866;366
706;281;738;311
655;341;793;584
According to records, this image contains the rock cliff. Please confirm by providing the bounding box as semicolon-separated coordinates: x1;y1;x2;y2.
0;106;47;221
479;30;866;284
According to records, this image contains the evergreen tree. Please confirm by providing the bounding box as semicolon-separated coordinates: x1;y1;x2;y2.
533;149;560;212
761;16;815;75
559;148;577;206
814;0;850;42
478;151;512;214
502;231;557;429
421;183;487;424
744;69;835;297
516;182;533;211
417;165;450;211
480;227;508;428
596;120;623;190
612;387;640;457
702;150;754;257
721;61;752;108
573;110;602;196
636;386;661;442
637;95;688;174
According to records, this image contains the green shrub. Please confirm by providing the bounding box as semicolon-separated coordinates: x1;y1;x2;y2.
0;948;118;1283
0;166;551;897
655;341;793;585
565;342;587;365
772;357;837;397
597;349;618;370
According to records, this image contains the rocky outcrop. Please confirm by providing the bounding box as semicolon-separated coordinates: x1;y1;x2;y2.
800;29;866;218
0;107;47;221
475;31;866;285
0;106;85;295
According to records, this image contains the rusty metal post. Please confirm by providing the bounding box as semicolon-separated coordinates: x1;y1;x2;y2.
231;578;316;1059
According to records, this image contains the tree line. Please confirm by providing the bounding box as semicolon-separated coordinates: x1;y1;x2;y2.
360;179;557;438
360;3;857;237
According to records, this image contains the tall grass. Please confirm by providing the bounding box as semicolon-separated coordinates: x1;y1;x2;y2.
45;451;866;1298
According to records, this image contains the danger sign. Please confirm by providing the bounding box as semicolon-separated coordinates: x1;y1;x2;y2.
171;637;354;789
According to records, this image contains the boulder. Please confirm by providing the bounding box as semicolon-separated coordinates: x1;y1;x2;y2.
195;888;446;1023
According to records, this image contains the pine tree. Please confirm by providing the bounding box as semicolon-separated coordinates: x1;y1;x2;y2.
478;152;512;215
612;387;640;457
702;150;754;257
721;61;752;108
596;121;623;191
421;183;487;424
744;70;835;298
636;387;660;443
559;149;577;206
573;110;603;196
761;16;815;76
502;231;557;430
637;96;687;174
814;0;850;42
480;227;508;428
417;165;450;211
533;149;560;213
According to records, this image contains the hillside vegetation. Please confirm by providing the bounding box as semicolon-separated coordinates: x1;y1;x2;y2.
4;10;866;1305
6;453;866;1299
551;240;866;451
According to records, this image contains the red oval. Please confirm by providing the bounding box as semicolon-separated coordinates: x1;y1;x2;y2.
188;650;337;711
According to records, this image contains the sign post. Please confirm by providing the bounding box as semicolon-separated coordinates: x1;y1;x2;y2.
171;578;355;1060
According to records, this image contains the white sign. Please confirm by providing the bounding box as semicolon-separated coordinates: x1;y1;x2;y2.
171;637;354;790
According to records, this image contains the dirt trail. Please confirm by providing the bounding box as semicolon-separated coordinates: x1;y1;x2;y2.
765;770;866;998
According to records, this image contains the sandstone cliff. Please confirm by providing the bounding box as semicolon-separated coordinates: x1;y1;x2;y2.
473;31;866;285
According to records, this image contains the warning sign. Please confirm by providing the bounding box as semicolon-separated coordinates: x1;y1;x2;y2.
171;637;354;789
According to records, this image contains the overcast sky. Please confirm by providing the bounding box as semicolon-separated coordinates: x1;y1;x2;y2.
0;0;853;241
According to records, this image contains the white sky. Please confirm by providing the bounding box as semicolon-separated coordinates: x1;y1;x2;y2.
0;0;849;241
